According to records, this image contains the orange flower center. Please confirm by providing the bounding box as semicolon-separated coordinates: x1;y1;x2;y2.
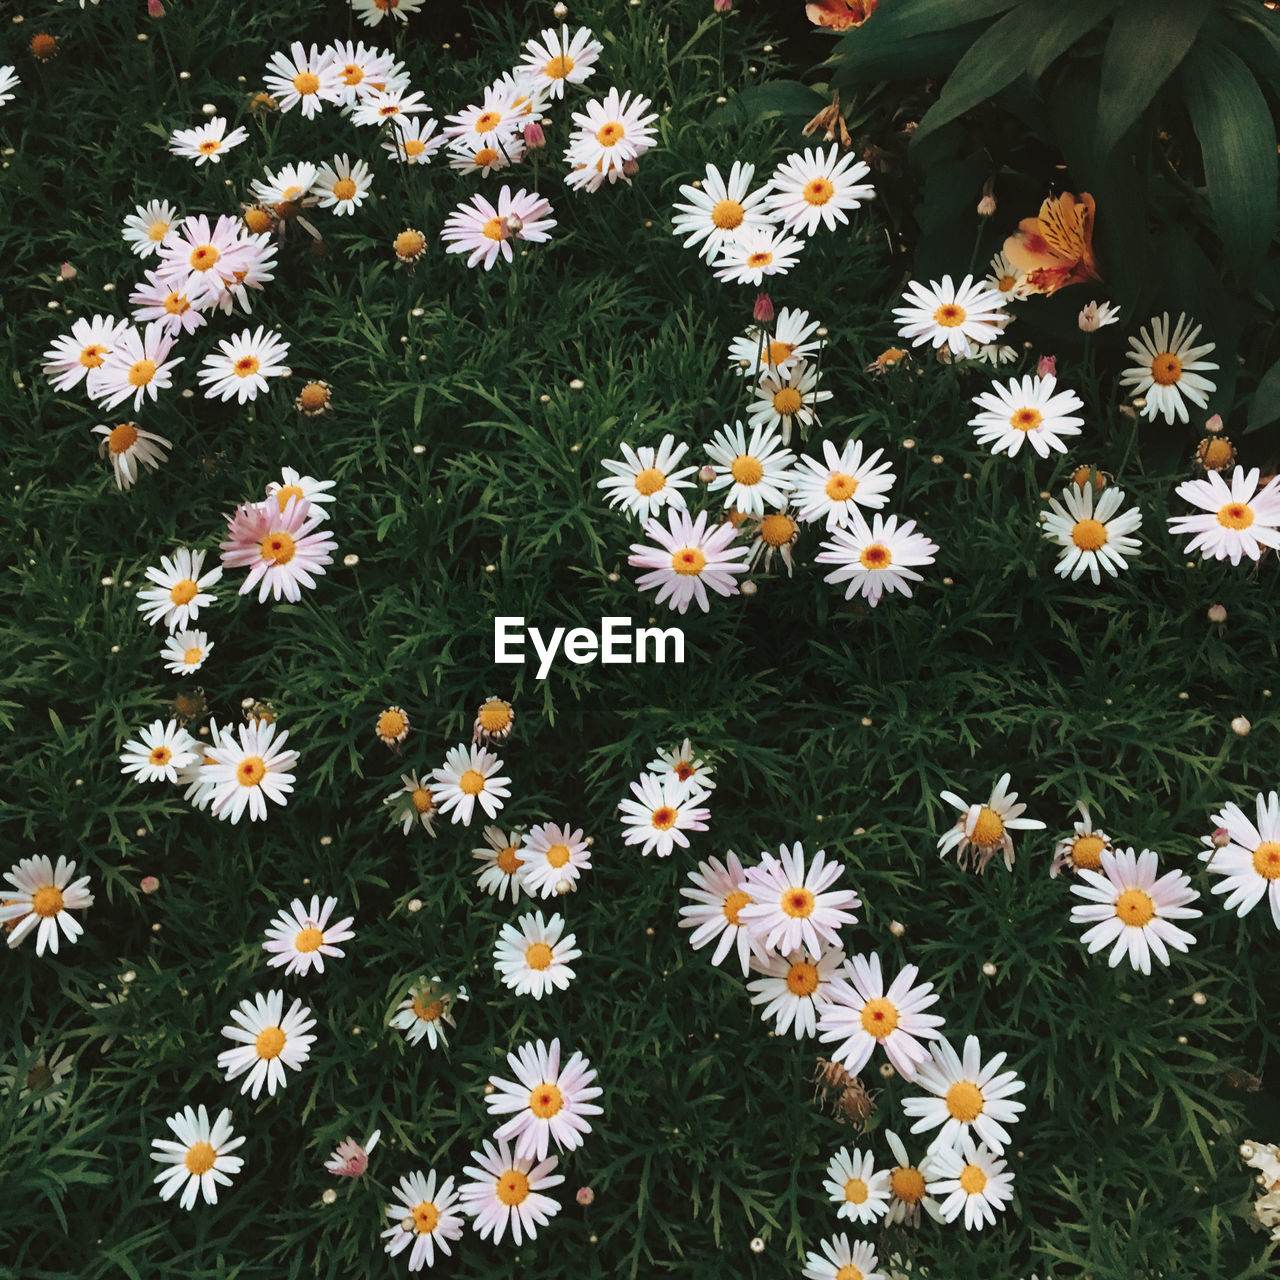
1071;834;1106;869
238;756;267;787
477;701;512;732
767;340;796;367
1071;518;1107;551
529;1083;563;1118
127;360;157;387
292;71;320;96
79;344;108;368
169;578;199;605
721;889;751;925
804;177;835;206
786;961;819;996
945;1080;985;1122
959;1164;988;1195
859;543;891;569
1010;407;1042;432
595;121;624;146
377;709;408;740
933;303;966;328
825;472;857;501
255;1026;286;1059
496;1169;530;1205
410;786;434;813
760;514;796;547
332;177;358;201
298;382;329;410
1151;353;1182;386
843;1176;868;1204
497;845;524;874
672;548;707;576
1114;888;1155;927
890;1165;926;1203
394;230;426;259
189;243;220;270
746;251;773;268
544;54;575;79
525;942;554;970
108;423;139;454
1217;503;1254;530
31;885;64;918
412;997;443;1021
412;1201;439;1234
781;887;815;918
148;746;173;767
458;769;487;796
970;806;1005;846
295;926;324;953
711;198;745;230
651;806;677;830
772;388;802;415
730;455;764;486
259;531;296;565
184;1142;217;1175
859;996;899;1038
1252;842;1280;879
634;466;666;496
198;139;221;155
545;843;571;868
233;355;260;378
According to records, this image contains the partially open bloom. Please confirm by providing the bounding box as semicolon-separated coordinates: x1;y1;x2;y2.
387;772;439;837
325;1130;380;1178
1;856;94;956
91;422;171;490
937;773;1046;874
1120;312;1218;424
220;496;337;603
628;507;751;614
150;1106;246;1210
1050;801;1112;879
1167;466;1280;565
391;978;467;1049
1001;191;1099;295
647;739;715;792
1078;299;1120;331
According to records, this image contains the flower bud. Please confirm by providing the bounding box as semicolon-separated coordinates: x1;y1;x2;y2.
1231;716;1251;737
714;0;733;10
1037;355;1057;379
1211;826;1230;848
147;0;166;14
59;261;77;280
622;157;640;177
522;121;546;150
576;1186;595;1206
140;875;160;894
976;194;997;217
753;291;774;323
1207;603;1227;624
1204;413;1224;434
698;464;716;484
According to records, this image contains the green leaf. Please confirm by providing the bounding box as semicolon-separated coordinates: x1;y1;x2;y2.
1181;39;1278;277
840;0;1017;43
1095;0;1215;156
714;79;828;128
826;22;992;85
1025;0;1120;83
1246;358;1280;433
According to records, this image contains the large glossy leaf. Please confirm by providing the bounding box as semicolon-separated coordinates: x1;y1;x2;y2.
1246;358;1280;433
1095;0;1214;157
825;21;991;85
829;0;1016;46
1182;40;1278;277
713;80;830;128
1025;0;1121;83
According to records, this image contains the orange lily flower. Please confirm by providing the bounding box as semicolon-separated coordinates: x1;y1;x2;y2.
806;0;878;30
1002;192;1101;296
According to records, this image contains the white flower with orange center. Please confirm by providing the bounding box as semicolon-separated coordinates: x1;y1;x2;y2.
628;507;752;614
518;822;591;898
564;85;658;179
202;718;299;824
149;1105;246;1211
928;1135;1015;1230
746;359;832;445
160;628;213;676
704;420;797;518
447;136;522;177
882;1129;944;1226
128;269;208;338
748;942;846;1038
678;852;765;977
431;743;512;826
518;25;602;99
351;0;425;28
1041;482;1142;584
647;738;716;793
312;154;373;216
737;842;860;956
92;321;183;413
458;1137;564;1246
1049;801;1113;879
801;1233;886;1280
384;115;445;165
441;185;557;271
262;894;356;977
319;38;398;105
1;855;94;956
167;116;249;166
617;773;711;858
1200;791;1280;929
765;144;875;236
671;160;780;262
387;771;440;837
391;978;467;1049
814;509;939;607
937;772;1046;874
1069;847;1202;974
247;162;321;218
265;466;337;519
156;213;254;307
119;717;199;784
219;495;337;603
822;1146;891;1225
263;41;342;118
900;1035;1026;1155
473;825;528;901
969;372;1084;459
1167;465;1280;565
726;306;822;379
441;82;525;151
1120;311;1218;424
0;65;19;108
198;325;292;404
136;547;223;631
217;990;316;1099
381;1169;464;1272
816;952;945;1080
1078;298;1121;331
792;438;896;530
713;223;807;285
892;274;1009;357
351;83;432;128
41;313;128;394
494;910;580;999
984;250;1032;302
597;434;698;521
123;199;181;259
484;1037;603;1162
91;420;171;490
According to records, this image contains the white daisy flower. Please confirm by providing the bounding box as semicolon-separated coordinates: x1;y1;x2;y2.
671;160;779;262
321;38;399;104
1167;466;1280;565
0;855;93;956
597;434;698;520
494;911;580;999
1120;311;1218;424
1041;483;1142;583
472;825;527;899
727;306;821;379
1200;792;1280;929
0;65;19;108
248;162;321;211
1050;800;1112;879
713;223;806;285
484;1037;604;1162
791;438;896;530
447;137;520;177
1078;298;1121;331
391;978;467;1050
748;942;846;1038
441;84;524;151
91;321;183;413
892;274;1008;357
883;1129;945;1226
816;952;946;1080
984;250;1032;302
381;1170;464;1272
937;772;1046;874
746;360;832;445
217;990;316;1099
198;325;291;404
802;1234;886;1280
136;548;222;631
384;115;445;164
219;496;337;604
518;25;602;99
1;1043;72;1112
617;773;711;858
159;629;212;676
969;373;1084;459
814;509;939;607
900;1036;1026;1154
123;199;181;259
458;1137;563;1246
1069;847;1202;974
928;1135;1015;1231
311;154;372;216
564;86;657;178
518;822;591;899
628;507;751;614
91;421;171;491
262;895;356;976
351;0;424;26
175;719;233;812
203;718;299;824
150;1105;246;1211
678;852;766;977
823;1146;891;1225
128;270;207;339
737;842;860;956
168;116;249;165
263;42;342;118
120;718;198;783
431;743;511;826
352;84;432;128
41;314;128;394
704;420;796;517
765;145;875;236
646;738;715;792
386;772;440;837
265;466;337;518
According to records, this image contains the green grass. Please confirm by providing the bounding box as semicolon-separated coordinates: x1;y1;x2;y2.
1;1;1278;1278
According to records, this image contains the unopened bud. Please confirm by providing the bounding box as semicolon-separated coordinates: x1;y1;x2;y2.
1204;413;1224;435
753;292;774;323
522;121;546;150
1037;355;1057;379
698;464;716;484
1207;603;1227;624
576;1186;595;1205
59;261;77;280
1211;827;1231;848
504;213;523;233
140;875;160;894
147;0;166;15
1231;716;1251;737
976;194;997;217
622;157;640;177
714;0;733;11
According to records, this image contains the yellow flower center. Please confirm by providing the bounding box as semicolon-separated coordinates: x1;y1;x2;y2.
169;578;199;605
497;845;524;874
411;786;434;813
473;110;502;133
163;292;190;316
1217;502;1254;530
377;709;408;740
711;198;745;230
672;547;707;576
1071;834;1106;869
933;303;966;328
482;216;510;242
843;1176;869;1204
959;1164;988;1195
780;886;815;918
79;344;108;368
404;138;426;157
244;207;274;234
477;700;513;732
473;147;500;167
341;63;363;85
147;219;170;242
804;177;835;206
233;355;260;379
148;746;173;767
298;382;329;410
835;1267;863;1280
496;1169;531;1206
525;942;554;970
722;889;751;925
198;139;221;154
997;273;1018;292
1114;888;1155;927
1253;842;1280;879
412;1201;439;1234
184;1141;217;1175
394;229;426;259
760;514;796;547
1071;518;1108;551
859;996;899;1038
825;472;857;501
292;71;320;96
259;531;296;565
596;121;624;146
544;54;575;79
634;466;667;496
786;960;819;996
238;756;267;787
772;387;802;415
545;843;571;868
270;485;304;513
1151;352;1182;386
183;647;203;666
730;455;764;486
412;996;443;1022
859;543;891;569
254;1026;286;1059
295;926;324;953
650;806;677;830
767;340;795;367
332;177;358;201
890;1165;926;1203
189;243;220;270
1198;437;1234;469
108;423;139;454
970;806;1005;846
945;1080;985;1122
1010;407;1042;432
128;359;157;387
529;1083;563;1118
746;251;773;268
31;885;64;918
458;769;487;796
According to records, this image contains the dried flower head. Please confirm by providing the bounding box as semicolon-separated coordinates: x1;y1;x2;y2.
376;706;410;750
295;380;332;417
1194;435;1236;473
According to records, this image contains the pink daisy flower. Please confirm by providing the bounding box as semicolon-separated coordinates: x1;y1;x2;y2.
219;497;338;603
441;186;557;271
156;214;252;308
736;842;860;956
627;507;751;614
484;1037;603;1163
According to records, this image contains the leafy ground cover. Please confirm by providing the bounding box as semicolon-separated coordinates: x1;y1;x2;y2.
1;1;1278;1278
